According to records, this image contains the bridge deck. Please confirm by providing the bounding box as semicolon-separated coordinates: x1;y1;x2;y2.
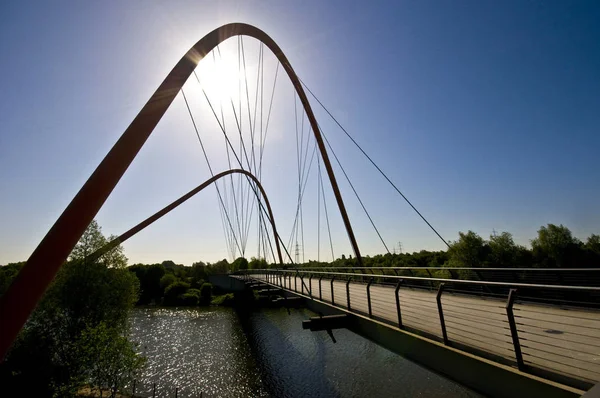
247;274;600;389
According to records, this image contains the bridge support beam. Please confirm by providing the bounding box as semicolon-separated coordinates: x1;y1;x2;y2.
302;314;349;332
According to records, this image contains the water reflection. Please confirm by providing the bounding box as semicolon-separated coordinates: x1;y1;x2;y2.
130;307;482;397
130;307;267;397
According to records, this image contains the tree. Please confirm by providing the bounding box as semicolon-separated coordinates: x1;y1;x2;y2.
488;232;523;267
0;262;25;296
78;322;145;397
586;234;600;255
208;259;230;274
163;281;190;306
69;220;128;268
0;221;143;396
128;263;166;305
69;220;107;263
531;224;582;267
200;283;212;304
101;235;128;269
249;257;268;270
231;257;249;272
159;274;177;290
583;234;600;268
448;231;488;268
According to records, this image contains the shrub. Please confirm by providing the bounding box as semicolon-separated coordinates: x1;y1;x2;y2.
199;283;212;304
211;293;235;306
180;292;199;306
163;281;190;306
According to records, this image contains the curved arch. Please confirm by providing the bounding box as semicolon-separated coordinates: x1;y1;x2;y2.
87;169;284;266
0;23;361;359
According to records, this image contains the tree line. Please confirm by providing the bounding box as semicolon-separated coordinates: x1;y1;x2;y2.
297;224;600;270
126;256;266;307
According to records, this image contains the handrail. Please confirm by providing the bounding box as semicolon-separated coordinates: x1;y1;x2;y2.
287;266;600;272
241;269;600;292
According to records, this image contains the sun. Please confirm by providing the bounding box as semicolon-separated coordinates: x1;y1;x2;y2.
193;47;243;107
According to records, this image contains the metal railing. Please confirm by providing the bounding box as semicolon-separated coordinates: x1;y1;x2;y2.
287;266;600;287
238;269;600;390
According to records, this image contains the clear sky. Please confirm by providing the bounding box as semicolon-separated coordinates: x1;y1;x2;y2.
1;1;599;266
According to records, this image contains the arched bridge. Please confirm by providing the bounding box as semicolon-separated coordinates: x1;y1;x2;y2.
1;22;599;398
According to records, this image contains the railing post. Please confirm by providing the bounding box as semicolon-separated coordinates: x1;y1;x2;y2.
346;277;352;310
331;276;336;305
308;274;312;298
366;278;374;318
132;379;136;395
436;283;449;345
300;274;305;294
175;387;178;398
506;288;525;370
319;276;323;300
152;383;156;398
395;280;403;328
295;271;298;292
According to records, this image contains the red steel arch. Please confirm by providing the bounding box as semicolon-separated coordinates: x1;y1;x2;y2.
0;23;362;359
87;169;284;266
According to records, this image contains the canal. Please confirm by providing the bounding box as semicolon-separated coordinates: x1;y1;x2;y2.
130;307;482;397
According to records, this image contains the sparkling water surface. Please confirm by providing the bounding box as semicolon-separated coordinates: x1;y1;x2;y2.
130;307;482;397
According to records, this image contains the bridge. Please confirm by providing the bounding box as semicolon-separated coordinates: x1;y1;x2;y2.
232;267;600;397
1;22;599;398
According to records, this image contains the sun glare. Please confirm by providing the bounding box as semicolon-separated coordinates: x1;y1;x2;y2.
194;48;243;106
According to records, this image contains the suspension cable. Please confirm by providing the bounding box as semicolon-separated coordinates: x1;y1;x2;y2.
319;158;336;261
300;79;450;248
193;65;292;264
181;88;243;256
320;127;391;254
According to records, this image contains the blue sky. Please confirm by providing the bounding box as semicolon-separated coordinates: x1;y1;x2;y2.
1;1;599;265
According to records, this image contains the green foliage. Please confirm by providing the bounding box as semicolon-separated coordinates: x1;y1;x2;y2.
0;220;143;396
0;236;142;396
249;257;268;270
211;293;235;306
69;220;128;268
208;259;230;274
190;262;208;287
200;283;212;304
163;281;190;306
0;261;25;296
448;231;488;268
587;234;600;254
159;274;177;290
180;292;200;306
77;322;146;396
129;263;166;304
531;224;581;268
231;257;249;271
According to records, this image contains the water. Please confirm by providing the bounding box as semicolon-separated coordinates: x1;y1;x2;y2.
130;307;482;397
